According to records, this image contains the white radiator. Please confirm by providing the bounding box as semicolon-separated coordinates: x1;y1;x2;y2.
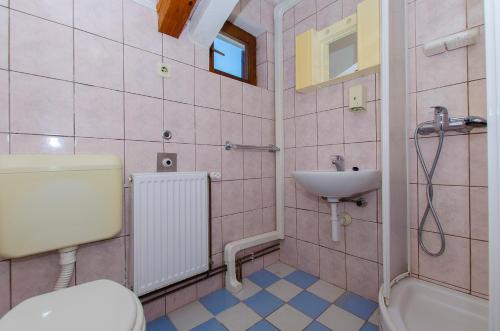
131;172;209;296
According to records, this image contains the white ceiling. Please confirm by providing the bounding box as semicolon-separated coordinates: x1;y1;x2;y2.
132;0;157;10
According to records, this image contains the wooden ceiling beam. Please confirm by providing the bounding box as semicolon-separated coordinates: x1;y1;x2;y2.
156;0;197;38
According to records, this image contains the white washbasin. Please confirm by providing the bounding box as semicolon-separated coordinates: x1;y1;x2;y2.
292;170;381;200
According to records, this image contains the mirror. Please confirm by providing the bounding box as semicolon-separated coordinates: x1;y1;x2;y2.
328;32;358;79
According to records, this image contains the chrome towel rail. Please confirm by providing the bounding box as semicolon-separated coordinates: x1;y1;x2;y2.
224;141;280;152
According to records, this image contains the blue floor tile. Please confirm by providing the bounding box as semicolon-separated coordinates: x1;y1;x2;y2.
360;322;379;331
288;291;330;319
248;269;281;288
146;316;177;331
244;290;285;317
191;318;227;331
304;321;332;331
284;270;319;289
199;288;239;315
334;292;378;320
247;319;280;331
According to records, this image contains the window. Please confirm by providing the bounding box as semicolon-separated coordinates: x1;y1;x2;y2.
210;22;256;85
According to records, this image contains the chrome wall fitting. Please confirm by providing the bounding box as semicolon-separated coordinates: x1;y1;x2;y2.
339;197;367;207
416;106;487;135
331;155;345;171
415;106;487;257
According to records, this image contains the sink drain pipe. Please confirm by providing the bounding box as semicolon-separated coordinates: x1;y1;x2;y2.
327;199;353;241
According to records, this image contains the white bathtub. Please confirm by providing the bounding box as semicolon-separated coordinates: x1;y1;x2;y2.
379;277;488;331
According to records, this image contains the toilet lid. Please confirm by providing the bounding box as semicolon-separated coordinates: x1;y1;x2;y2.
0;280;139;331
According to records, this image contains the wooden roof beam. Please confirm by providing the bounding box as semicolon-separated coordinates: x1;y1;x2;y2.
156;0;197;38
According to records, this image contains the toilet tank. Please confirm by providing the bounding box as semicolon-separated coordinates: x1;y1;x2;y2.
0;155;123;259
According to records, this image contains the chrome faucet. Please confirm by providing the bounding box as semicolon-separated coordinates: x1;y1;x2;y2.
331;155;345;171
417;106;487;135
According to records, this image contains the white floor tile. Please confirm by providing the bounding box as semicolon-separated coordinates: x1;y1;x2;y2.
266;304;312;331
317;305;365;331
168;301;213;330
369;308;380;325
233;279;262;301
217;303;261;331
266;262;296;278
307;279;345;302
267;279;303;302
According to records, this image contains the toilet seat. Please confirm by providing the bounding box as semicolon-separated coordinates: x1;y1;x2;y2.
0;279;145;331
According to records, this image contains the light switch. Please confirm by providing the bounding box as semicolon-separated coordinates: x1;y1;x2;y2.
349;85;367;112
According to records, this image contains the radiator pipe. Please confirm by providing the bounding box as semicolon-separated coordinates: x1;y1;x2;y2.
139;243;280;304
235;243;280;282
223;0;302;294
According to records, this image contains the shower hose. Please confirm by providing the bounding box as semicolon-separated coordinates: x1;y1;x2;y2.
414;122;446;257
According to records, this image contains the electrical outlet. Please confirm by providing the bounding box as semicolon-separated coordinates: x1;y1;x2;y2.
158;63;170;78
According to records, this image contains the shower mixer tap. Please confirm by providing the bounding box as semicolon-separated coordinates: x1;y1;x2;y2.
417;106;487;135
414;105;487;257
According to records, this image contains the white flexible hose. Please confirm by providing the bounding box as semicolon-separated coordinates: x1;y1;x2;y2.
54;247;78;291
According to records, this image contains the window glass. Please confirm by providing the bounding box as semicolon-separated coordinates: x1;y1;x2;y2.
213;34;246;79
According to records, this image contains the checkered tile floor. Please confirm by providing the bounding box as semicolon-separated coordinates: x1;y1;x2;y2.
147;262;380;331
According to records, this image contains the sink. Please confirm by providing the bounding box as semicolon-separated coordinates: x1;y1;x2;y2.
292;170;381;201
292;169;381;242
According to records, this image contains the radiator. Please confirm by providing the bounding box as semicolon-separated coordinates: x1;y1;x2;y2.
131;172;209;296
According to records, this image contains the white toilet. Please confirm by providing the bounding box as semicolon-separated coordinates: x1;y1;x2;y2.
0;280;145;331
0;155;145;331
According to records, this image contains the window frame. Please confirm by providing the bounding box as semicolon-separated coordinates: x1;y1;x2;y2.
209;21;257;86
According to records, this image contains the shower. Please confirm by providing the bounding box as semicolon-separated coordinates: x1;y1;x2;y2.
414;106;487;256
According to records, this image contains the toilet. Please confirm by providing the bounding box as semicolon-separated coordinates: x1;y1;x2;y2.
0;155;145;330
0;280;145;331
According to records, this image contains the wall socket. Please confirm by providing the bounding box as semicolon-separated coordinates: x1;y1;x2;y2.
158;63;170;78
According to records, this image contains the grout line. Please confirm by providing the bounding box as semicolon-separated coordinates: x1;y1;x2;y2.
7;4;10;155
6;0;11;306
72;0;76;154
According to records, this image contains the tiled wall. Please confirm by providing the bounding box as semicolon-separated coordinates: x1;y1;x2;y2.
278;0;383;301
0;0;279;321
407;0;488;298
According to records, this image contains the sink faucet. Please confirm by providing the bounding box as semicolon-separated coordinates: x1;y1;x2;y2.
331;155;345;171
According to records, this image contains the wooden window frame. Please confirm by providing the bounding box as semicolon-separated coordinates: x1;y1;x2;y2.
210;21;257;86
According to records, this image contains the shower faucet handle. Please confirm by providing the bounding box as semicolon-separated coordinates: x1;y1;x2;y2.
432;106;449;129
432;106;448;114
